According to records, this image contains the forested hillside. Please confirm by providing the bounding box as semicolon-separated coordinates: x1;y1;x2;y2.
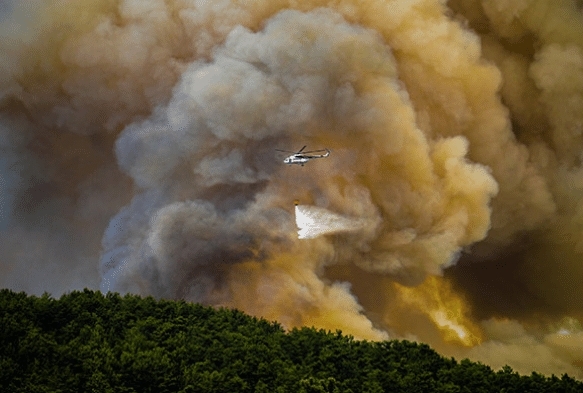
1;289;581;393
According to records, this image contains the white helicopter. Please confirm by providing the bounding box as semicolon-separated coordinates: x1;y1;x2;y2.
276;146;330;166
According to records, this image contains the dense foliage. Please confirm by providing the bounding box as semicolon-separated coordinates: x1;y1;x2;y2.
1;289;581;392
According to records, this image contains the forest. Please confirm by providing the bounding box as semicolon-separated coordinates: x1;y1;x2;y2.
1;289;581;392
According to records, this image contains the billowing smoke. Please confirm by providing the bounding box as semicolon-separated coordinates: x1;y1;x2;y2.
2;0;583;378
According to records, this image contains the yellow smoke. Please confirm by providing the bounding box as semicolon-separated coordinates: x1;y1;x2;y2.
1;0;583;379
395;276;482;347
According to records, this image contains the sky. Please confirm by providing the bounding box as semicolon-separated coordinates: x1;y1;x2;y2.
1;0;583;377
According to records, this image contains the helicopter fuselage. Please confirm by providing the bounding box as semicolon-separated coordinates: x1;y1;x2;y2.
283;155;311;165
278;147;330;166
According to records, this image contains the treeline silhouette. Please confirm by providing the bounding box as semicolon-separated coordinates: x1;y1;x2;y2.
1;289;581;392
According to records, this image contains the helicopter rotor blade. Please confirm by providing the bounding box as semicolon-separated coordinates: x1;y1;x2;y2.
301;149;328;154
297;145;307;153
275;149;297;153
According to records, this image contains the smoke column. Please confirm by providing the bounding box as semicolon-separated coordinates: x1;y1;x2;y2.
1;0;583;377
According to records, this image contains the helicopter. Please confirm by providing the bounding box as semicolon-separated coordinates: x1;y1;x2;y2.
276;146;330;166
